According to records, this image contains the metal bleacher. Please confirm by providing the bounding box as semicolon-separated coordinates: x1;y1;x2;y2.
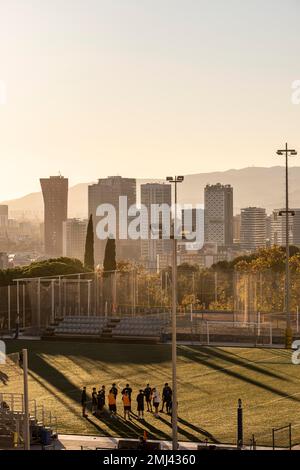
54;316;108;336
112;316;168;340
0;393;57;449
51;314;170;342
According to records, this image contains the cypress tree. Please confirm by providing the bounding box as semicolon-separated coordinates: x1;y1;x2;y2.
103;237;116;276
84;214;95;271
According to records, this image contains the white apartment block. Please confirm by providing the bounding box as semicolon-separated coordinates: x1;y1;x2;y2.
240;207;267;251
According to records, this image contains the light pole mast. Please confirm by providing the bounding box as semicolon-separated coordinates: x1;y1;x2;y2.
276;143;297;348
166;175;184;450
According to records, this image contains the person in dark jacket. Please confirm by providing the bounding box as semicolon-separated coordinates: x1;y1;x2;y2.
160;383;172;413
97;385;105;415
92;387;97;415
110;383;118;398
144;384;152;412
136;390;145;420
81;387;88;417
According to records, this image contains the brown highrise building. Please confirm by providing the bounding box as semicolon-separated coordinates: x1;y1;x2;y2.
40;176;68;257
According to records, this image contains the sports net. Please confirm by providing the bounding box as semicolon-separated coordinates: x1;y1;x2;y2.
205;321;273;346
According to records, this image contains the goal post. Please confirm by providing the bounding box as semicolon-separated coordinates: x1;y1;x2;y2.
272;424;292;450
205;320;273;346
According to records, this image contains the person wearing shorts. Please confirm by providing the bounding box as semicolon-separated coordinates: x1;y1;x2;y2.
152;388;160;417
144;384;152;412
122;391;131;421
108;390;117;417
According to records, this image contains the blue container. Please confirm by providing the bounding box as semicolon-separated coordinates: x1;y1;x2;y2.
40;428;52;446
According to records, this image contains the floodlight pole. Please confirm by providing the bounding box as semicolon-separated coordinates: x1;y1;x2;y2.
277;143;298;348
166;175;184;451
22;348;30;450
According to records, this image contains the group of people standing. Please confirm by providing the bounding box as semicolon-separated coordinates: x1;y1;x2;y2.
81;383;173;421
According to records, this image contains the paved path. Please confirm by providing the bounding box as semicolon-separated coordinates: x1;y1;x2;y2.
56;434;288;451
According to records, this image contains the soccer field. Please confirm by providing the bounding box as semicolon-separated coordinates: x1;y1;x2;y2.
2;340;300;447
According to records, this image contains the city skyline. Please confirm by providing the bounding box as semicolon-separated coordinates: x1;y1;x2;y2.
0;0;300;200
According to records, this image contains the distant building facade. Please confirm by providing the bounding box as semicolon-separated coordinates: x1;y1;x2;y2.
0;252;8;269
0;205;8;227
271;208;300;247
181;207;204;246
62;218;88;262
140;183;172;270
204;183;233;247
233;214;241;244
40;176;68;257
240;207;267;251
88;176;138;264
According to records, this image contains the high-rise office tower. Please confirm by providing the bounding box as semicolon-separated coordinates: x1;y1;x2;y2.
62;218;88;262
88;176;137;264
240;207;266;251
40;175;68;257
141;183;172;269
204;183;233;247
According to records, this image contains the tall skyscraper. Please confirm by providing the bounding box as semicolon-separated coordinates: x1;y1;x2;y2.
40;175;68;257
62;218;88;262
240;207;266;251
204;183;233;247
88;176;137;264
141;183;172;269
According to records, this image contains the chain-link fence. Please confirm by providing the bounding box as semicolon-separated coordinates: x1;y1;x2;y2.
0;269;299;342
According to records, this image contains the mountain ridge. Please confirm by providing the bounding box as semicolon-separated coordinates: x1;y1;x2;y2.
2;166;300;219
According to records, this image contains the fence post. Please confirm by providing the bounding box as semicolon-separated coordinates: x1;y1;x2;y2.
8;285;11;331
237;398;243;449
78;274;81;315
88;280;91;317
51;280;55;323
289;424;292;450
22;284;26;329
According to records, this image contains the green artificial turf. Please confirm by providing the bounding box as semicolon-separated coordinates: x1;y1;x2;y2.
1;340;300;447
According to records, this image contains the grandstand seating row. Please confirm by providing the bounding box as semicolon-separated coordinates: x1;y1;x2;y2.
53;315;168;339
54;316;108;335
112;317;167;338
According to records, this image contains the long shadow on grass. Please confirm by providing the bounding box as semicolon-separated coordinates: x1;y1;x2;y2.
181;346;289;382
177;416;220;443
0;371;8;385
96;413;145;438
133;416;171;441
25;354;175;440
179;346;300;403
21;340;172;365
28;354;89;414
85;416;113;437
158;415;220;444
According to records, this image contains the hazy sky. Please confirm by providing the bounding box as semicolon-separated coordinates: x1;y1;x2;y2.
0;0;300;199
